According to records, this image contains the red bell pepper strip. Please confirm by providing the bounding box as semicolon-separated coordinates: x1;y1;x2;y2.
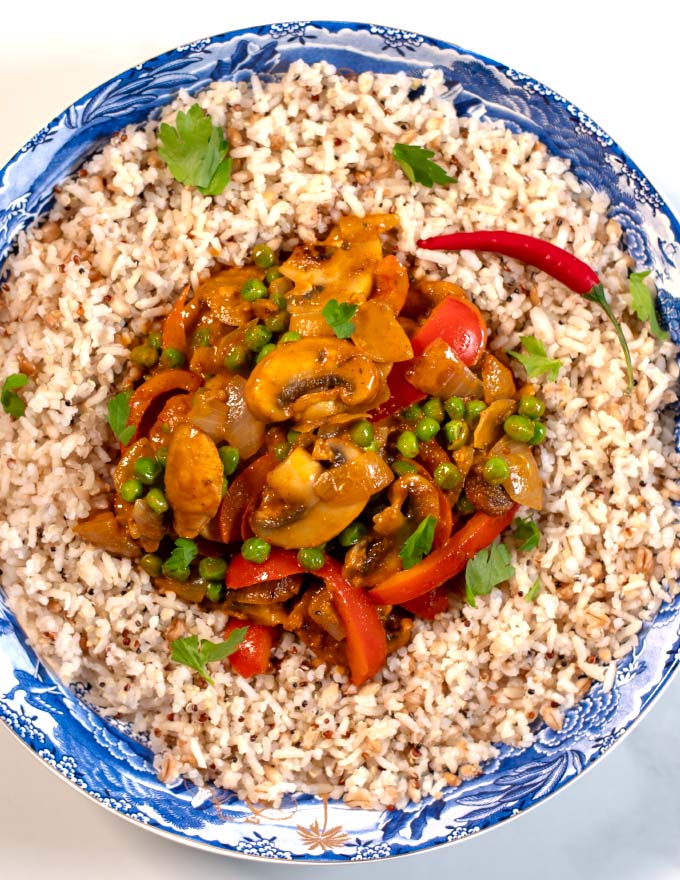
317;558;387;687
417;230;634;391
371;295;488;420
161;284;191;354
126;369;201;444
368;505;518;606
218;453;276;544
226;546;305;588
401;585;449;619
223;619;277;677
225;550;387;686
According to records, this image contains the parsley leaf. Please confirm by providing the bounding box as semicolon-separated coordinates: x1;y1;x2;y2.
629;270;669;341
400;515;437;570
392;143;456;188
170;629;248;686
158;104;232;196
508;335;562;381
322;299;358;339
163;538;198;580
525;578;542;602
512;517;540;552
465;541;515;607
1;373;28;419
107;391;135;446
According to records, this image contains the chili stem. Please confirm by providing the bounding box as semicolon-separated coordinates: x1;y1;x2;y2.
584;284;634;392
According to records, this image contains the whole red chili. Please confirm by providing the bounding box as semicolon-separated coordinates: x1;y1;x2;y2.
417;230;634;391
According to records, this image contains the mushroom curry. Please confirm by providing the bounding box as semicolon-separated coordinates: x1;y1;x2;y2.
77;214;546;686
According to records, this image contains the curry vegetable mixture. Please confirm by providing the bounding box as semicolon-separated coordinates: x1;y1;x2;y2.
76;214;546;685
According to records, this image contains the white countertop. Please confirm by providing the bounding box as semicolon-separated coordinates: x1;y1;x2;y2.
2;2;680;876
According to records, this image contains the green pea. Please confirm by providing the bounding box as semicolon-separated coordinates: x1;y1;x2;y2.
287;430;300;444
279;330;301;344
365;440;382;455
518;395;546;420
222;476;229;496
192;327;211;348
415;416;440;442
224;344;248;371
205;581;225;602
198;557;227;581
255;342;277;363
434;462;463;491
482;456;510;485
422;398;446;422
134;456;162;485
240;278;268;302
139;553;162;577
270;292;289;311
338;521;368;547
455;494;476;515
444;396;465;421
264;311;290;334
465;399;487;425
147;331;162;351
350;419;374;448
160;347;185;368
130;344;159;369
396;430;419;459
528;421;546;446
402;403;423;423
297;546;326;571
392;459;418;477
273;442;291;461
252;244;276;269
268;276;293;298
155;447;169;467
145;487;169;515
244;324;272;352
504;414;536;443
219;446;240;476
444;419;470;450
241;537;271;564
121;478;144;503
265;266;283;285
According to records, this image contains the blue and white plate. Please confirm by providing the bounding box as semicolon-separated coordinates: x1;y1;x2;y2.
1;20;679;863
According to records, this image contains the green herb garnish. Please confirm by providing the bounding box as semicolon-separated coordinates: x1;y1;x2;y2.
158;104;232;196
107;391;135;446
399;515;437;570
508;336;562;381
163;538;198;579
322;299;358;339
629;270;669;341
525;578;542;602
392;143;456;188
512;517;540;552
1;372;28;419
465;541;515;608
170;629;247;686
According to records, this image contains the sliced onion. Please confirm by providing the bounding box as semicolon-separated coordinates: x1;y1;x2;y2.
489;437;543;510
224;374;266;459
406;338;484;399
190;396;229;443
130;498;166;550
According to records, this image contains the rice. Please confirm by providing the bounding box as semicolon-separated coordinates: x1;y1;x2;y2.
1;60;679;810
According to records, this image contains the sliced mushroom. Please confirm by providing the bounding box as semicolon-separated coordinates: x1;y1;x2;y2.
472;399;517;450
250;440;392;549
224;575;303;605
164;424;224;538
482;351;517;403
244;337;386;423
351;300;413;363
464;462;515;516
196;267;262;326
343;472;440;588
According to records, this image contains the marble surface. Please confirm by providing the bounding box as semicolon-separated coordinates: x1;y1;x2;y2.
1;1;680;876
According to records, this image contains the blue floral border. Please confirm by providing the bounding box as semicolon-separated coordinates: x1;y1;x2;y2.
1;20;679;863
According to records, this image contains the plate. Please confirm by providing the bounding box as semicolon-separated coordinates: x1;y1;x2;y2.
1;20;679;863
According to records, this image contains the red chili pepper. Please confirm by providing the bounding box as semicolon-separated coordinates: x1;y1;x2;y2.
126;369;202;444
372;295;488;419
218;453;276;544
368;506;517;606
225;550;387;686
223;619;277;677
417;230;634;391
